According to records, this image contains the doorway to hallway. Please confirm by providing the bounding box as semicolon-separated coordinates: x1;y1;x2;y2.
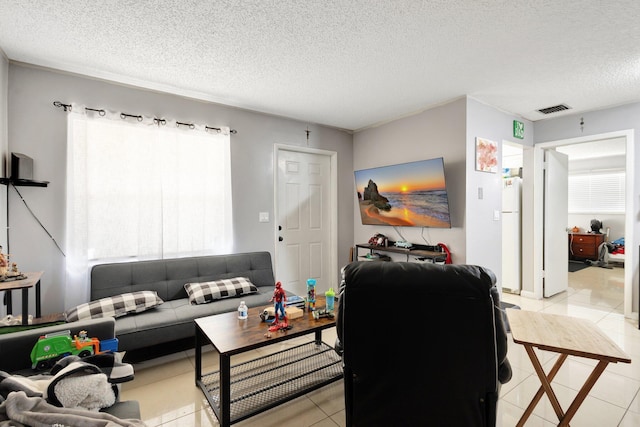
531;131;633;318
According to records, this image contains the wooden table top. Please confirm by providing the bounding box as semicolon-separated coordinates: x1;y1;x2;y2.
0;271;43;291
506;309;631;363
195;296;336;355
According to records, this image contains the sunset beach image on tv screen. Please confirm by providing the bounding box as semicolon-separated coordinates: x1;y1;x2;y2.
354;158;452;228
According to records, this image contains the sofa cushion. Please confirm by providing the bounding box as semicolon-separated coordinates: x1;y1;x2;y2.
184;277;258;305
65;291;164;322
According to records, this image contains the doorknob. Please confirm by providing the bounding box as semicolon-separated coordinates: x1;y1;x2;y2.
278;236;283;242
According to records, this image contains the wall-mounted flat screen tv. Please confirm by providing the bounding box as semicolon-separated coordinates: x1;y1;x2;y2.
354;157;452;228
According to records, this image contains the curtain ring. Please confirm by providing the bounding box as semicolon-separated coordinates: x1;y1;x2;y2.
120;113;143;121
176;121;195;129
86;107;106;116
53;101;72;111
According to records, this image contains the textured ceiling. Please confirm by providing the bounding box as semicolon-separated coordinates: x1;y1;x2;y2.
1;0;640;131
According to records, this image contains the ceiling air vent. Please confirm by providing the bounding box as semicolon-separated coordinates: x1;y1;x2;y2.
537;104;571;115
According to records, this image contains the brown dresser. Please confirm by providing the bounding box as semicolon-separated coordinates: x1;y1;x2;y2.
568;233;605;261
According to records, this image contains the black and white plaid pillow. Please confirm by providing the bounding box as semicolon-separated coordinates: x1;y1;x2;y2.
65;291;164;322
184;277;258;305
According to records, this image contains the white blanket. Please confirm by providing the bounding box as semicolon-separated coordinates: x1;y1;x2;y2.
1;361;116;411
0;391;146;427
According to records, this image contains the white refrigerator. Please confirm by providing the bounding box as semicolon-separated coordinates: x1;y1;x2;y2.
502;177;521;293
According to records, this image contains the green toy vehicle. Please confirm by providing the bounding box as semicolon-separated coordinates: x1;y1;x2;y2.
30;329;118;370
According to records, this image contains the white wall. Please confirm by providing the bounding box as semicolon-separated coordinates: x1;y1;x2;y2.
7;63;354;315
353;97;535;291
0;51;7;317
0;52;7;174
568;214;624;241
353;98;467;263
465;98;534;289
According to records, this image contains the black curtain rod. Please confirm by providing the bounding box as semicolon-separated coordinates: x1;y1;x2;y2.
53;101;238;134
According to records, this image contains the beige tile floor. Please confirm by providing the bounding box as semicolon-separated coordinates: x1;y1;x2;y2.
121;263;639;426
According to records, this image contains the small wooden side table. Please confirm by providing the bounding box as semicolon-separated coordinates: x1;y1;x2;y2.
506;309;631;426
0;271;43;325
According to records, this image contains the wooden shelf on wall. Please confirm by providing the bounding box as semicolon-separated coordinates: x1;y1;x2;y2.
0;178;49;187
0;177;49;253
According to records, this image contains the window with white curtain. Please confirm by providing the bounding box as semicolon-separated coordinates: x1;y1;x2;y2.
65;107;233;307
568;170;625;214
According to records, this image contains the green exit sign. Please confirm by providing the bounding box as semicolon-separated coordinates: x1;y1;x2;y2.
513;120;524;139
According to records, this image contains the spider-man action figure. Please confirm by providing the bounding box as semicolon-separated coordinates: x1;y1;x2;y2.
269;281;288;331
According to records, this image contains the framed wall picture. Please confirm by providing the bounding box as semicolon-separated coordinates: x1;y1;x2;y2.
475;137;498;173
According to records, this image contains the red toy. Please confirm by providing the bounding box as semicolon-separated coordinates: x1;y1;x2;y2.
268;281;289;331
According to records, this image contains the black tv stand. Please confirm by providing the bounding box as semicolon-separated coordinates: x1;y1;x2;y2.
355;243;447;263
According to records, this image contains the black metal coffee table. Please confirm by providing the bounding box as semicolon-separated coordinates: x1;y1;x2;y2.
194;297;342;426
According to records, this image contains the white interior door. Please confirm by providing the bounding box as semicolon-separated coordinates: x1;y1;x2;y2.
543;149;569;297
276;148;332;298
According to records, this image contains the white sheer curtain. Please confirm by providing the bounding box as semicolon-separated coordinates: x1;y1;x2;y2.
65;105;232;308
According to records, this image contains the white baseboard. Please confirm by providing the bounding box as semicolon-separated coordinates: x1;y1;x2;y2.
520;290;540;300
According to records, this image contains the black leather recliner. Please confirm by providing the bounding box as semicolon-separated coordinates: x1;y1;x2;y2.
335;261;512;427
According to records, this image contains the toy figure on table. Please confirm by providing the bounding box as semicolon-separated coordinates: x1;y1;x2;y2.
268;281;290;331
306;278;316;311
0;246;7;276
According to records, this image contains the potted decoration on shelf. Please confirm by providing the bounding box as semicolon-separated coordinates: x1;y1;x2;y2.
0;246;25;281
0;246;7;277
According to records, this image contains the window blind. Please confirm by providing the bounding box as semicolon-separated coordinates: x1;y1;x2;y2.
568;171;625;214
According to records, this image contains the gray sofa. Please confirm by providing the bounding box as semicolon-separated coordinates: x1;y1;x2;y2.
90;251;280;352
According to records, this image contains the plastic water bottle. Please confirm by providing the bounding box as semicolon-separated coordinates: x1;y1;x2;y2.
238;301;248;319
